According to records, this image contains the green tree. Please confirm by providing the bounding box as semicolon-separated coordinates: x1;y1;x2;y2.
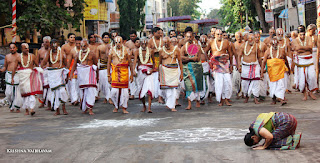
207;9;221;21
118;0;146;38
218;0;269;33
167;0;201;20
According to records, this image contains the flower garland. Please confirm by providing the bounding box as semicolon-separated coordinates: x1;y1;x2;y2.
298;37;306;46
279;38;286;49
270;46;280;59
114;45;125;61
139;47;150;64
153;36;162;52
50;47;61;64
21;53;31;68
79;48;90;63
244;41;254;56
214;39;223;52
162;45;177;56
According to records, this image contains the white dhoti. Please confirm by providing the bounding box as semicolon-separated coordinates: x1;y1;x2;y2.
241;61;261;97
98;69;111;100
18;67;43;110
70;78;79;103
47;68;69;110
259;73;269;97
200;62;210;100
136;64;155;99
41;69;50;105
159;64;180;109
214;72;232;102
152;72;161;98
269;78;286;100
232;67;241;96
77;64;97;111
110;88;129;109
294;55;318;92
129;66;138;97
5;71;22;110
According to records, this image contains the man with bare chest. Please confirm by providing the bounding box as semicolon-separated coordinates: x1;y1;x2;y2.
70;39;98;115
261;36;290;105
148;27;163;102
0;43;23;112
263;28;275;48
238;34;261;104
292;26;317;100
41;39;69;116
97;32;112;104
37;36;51;108
181;29;203;110
12;43;42;116
133;37;156;113
233;32;244;99
107;36;133;114
208;29;233;106
159;37;183;112
255;32;268;99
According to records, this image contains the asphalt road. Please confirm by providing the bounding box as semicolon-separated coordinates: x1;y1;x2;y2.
0;92;319;163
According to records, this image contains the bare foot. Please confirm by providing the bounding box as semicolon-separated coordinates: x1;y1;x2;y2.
270;101;276;105
218;101;223;106
280;100;287;106
244;97;249;103
141;106;146;112
309;92;317;100
122;109;129;114
16;109;20;113
129;95;134;100
109;99;114;105
200;100;205;105
225;100;232;106
254;98;260;104
171;108;177;112
25;109;29;115
236;95;241;100
10;110;14;113
227;99;232;102
89;109;94;115
158;97;165;104
196;101;201;108
63;111;68;115
95;96;99;101
185;106;192;110
45;107;51;111
103;99;108;104
54;112;60;116
113;108;118;113
82;108;88;114
302;96;307;101
39;103;44;108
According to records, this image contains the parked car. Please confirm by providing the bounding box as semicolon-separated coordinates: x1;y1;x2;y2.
0;54;6;93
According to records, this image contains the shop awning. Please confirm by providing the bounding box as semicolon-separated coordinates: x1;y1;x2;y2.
189;19;219;26
157;15;191;23
279;9;288;19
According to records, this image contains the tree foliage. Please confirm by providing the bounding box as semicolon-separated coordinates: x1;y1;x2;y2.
0;0;85;37
218;0;260;33
118;0;146;38
167;0;202;20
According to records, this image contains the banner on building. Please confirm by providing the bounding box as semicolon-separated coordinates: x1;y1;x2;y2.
265;9;274;23
298;4;306;26
84;0;99;20
176;23;198;33
146;15;153;29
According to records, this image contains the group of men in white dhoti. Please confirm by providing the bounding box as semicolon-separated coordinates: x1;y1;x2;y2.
2;25;320;116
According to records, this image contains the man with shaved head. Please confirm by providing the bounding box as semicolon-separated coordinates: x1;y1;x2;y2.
132;37;155;113
107;36;133;114
158;36;183;111
41;39;69;116
170;37;179;47
238;33;261;104
0;43;23;113
291;31;298;40
199;35;213;104
207;29;233;106
255;32;268;100
12;43;41;116
276;28;293;94
180;27;203;110
291;26;317;100
233;31;244;99
263;28;276;47
70;38;98;115
261;36;290;105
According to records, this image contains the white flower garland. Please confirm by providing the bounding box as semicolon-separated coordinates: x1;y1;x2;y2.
139;47;150;64
244;41;254;56
214;39;223;52
153;36;162;52
114;45;125;61
74;46;79;54
298;37;306;46
279;38;286;49
50;47;61;64
21;53;31;68
162;45;177;56
270;46;280;59
79;48;90;63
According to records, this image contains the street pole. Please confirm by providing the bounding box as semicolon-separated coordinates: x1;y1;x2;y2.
285;0;289;32
12;0;17;43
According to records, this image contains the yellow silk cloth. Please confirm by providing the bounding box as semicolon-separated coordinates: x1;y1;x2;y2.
111;62;129;88
267;58;286;82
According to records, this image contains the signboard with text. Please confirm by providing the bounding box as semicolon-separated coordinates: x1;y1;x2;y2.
84;0;99;20
265;9;274;23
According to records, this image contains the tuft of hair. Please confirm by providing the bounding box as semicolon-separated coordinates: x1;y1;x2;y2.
68;33;75;38
185;26;193;33
75;36;82;41
152;27;161;34
102;32;110;39
43;36;52;42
